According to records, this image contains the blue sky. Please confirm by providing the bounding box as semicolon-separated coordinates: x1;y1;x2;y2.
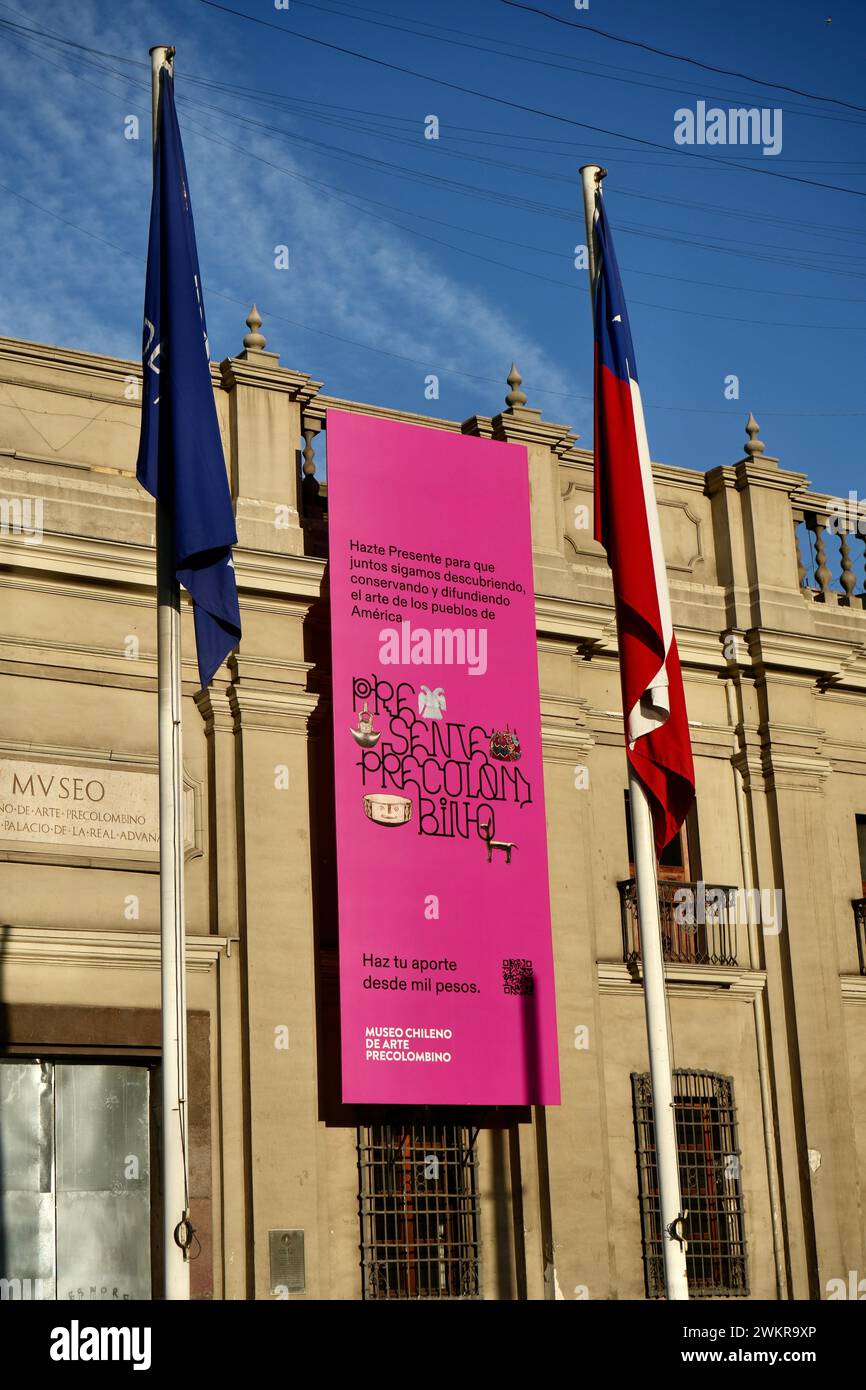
0;0;863;494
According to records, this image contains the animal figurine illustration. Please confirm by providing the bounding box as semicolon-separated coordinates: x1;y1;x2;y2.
418;685;446;720
480;820;517;865
349;704;381;748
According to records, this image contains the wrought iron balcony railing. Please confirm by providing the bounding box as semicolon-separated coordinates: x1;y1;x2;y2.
618;879;740;967
853;898;866;975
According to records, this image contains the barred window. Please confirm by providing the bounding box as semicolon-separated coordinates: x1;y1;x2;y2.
631;1070;748;1298
357;1123;480;1299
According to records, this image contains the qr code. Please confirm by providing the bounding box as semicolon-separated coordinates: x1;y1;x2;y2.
502;958;534;996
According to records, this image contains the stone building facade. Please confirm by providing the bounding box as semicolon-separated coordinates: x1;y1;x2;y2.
0;321;864;1301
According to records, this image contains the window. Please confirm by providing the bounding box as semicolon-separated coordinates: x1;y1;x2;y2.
631;1070;748;1298
625;791;702;882
856;814;866;896
357;1122;480;1299
0;1061;152;1301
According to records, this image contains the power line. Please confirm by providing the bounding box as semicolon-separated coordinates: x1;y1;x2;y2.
3;174;864;419
220;0;866;132
5;8;866;268
501;0;866;114
6;16;866;319
171;96;866;292
174;82;866;297
172;69;866;153
0;13;143;71
173;104;866;326
1;4;864;408
7;9;866;319
193;0;866;200
176;79;866;246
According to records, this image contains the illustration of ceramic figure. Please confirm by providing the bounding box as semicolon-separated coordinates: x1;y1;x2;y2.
489;725;521;762
419;685;446;720
350;703;381;748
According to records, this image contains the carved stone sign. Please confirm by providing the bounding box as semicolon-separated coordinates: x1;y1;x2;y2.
0;755;196;869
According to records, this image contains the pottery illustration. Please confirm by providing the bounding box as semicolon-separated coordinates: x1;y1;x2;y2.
363;793;413;826
489;725;521;762
418;685;446;720
350;703;381;748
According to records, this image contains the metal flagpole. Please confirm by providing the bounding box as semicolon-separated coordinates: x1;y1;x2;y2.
150;43;192;1302
579;164;689;1301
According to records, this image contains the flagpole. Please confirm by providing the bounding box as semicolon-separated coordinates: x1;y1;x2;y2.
579;164;689;1301
150;42;192;1302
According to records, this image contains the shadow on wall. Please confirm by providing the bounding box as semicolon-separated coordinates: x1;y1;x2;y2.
0;923;7;1282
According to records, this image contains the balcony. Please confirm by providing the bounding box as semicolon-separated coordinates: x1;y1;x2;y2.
853;899;866;975
618;879;740;967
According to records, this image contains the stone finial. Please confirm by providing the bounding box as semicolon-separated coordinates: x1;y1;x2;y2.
505;362;527;410
243;304;266;353
744;412;765;458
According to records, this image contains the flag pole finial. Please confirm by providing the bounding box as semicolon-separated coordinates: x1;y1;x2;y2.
148;44;175;70
578;163;608;187
505;362;527;410
243;304;266;353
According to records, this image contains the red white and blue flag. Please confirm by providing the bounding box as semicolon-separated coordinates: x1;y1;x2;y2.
591;193;695;853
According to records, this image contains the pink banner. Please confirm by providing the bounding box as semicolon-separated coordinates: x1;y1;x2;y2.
327;409;560;1105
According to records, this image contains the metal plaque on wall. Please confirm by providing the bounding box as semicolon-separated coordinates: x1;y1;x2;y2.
268;1229;305;1295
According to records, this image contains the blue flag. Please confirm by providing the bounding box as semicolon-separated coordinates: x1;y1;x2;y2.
136;68;241;689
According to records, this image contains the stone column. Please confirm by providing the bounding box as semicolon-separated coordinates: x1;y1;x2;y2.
219;307;323;556
469;369;612;1296
719;416;866;1295
230;664;320;1298
195;678;249;1297
462;362;577;602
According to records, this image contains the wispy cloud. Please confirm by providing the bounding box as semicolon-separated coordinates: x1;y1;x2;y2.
0;0;584;426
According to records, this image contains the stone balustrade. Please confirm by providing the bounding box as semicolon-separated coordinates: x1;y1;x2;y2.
793;495;866;604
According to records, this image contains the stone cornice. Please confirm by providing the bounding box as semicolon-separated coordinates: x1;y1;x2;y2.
0;926;234;972
487;409;578;454
747;627;866;685
219;356;323;403
194;683;239;737
598;960;766;999
541;725;595;761
0;338;222;400
233;547;325;599
559;448;593;471
559;450;708;491
734;460;809;495
228;681;318;733
0;530;326;601
0;374;139;413
534;593;614;645
705;464;738;497
318;394;464;433
0;335;141;384
651;462;709;489
790;487;850;515
540;691;595;761
761;754;833;790
460;414;493;438
677;627;730;669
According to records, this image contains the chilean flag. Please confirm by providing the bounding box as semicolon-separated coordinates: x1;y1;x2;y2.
591;194;695;853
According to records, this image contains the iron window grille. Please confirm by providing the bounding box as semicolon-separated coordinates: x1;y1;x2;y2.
618;879;740;967
631;1069;748;1298
357;1122;481;1299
